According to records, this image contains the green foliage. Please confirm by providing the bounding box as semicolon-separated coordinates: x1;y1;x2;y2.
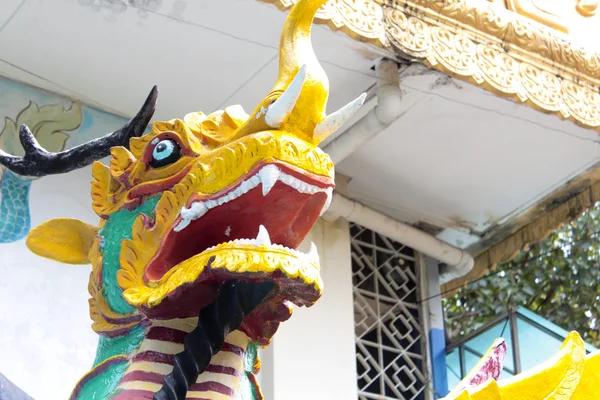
443;205;600;347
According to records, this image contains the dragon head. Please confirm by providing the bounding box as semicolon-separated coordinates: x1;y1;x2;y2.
0;0;365;346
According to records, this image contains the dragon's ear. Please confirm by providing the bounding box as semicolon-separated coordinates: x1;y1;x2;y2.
26;218;98;265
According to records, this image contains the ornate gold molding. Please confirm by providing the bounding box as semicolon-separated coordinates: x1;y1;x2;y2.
383;2;600;130
264;0;600;130
576;0;599;16
261;0;388;47
505;0;569;33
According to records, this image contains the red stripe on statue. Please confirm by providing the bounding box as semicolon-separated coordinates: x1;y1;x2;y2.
188;381;235;396
146;326;188;344
112;389;155;399
120;370;164;384
132;351;175;365
221;342;245;357
205;364;241;377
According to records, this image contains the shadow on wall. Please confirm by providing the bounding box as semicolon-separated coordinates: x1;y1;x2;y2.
0;372;34;400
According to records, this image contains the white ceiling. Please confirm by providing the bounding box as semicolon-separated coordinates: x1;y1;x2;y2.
337;65;600;248
1;0;598;252
0;0;381;120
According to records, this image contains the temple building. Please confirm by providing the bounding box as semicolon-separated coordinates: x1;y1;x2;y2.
0;1;599;399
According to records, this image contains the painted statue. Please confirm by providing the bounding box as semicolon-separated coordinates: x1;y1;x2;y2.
442;332;600;399
1;0;599;399
0;0;365;398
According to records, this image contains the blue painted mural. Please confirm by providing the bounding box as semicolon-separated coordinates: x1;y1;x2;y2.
0;77;132;243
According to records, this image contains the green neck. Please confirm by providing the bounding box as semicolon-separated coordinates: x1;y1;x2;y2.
74;325;263;400
98;196;160;314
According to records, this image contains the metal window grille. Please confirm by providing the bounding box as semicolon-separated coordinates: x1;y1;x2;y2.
351;222;426;400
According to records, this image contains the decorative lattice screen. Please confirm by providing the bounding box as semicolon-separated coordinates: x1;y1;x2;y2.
351;222;427;400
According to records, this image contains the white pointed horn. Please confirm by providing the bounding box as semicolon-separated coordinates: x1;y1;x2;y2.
314;92;367;141
265;65;307;128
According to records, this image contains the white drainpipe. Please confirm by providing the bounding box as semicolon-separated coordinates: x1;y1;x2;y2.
322;193;475;284
322;59;405;164
321;58;475;283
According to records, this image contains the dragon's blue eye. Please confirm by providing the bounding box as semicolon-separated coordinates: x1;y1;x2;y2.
150;139;181;168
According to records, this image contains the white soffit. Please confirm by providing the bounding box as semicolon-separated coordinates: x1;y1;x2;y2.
336;65;600;248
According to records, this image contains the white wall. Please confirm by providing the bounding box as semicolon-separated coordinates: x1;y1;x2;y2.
0;166;99;400
259;218;358;400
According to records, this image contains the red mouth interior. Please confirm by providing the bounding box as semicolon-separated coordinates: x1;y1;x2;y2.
144;163;332;282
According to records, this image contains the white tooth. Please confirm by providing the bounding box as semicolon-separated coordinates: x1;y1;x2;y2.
180;206;194;219
307;242;320;262
241;180;251;193
265;65;307;128
206;200;217;208
314;93;367;141
181;202;208;220
255;225;271;246
174;218;191;232
251;176;260;186
281;174;291;185
259;165;280;196
319;187;334;216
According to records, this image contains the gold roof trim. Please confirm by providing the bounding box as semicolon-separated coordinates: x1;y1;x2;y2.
383;0;600;130
266;0;600;130
442;161;600;296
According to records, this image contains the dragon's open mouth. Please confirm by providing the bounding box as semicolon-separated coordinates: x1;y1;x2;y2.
145;161;333;282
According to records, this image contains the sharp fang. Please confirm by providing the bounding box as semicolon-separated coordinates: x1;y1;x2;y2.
256;225;271;246
314;93;367;141
174;218;191;232
307;242;319;263
319;187;334;216
259;165;280;196
265;65;307;128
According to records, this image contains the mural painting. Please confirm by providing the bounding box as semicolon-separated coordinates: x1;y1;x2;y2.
0;78;135;244
0;99;82;243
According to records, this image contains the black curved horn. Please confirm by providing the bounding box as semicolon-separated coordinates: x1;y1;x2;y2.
0;86;158;177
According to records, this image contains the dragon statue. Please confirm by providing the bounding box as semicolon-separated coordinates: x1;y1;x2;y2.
0;0;599;399
0;1;365;398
